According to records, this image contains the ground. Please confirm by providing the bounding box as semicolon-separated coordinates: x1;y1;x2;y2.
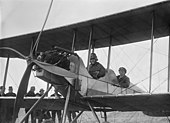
16;108;170;123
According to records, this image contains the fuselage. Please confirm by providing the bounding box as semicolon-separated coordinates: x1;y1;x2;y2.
36;55;144;98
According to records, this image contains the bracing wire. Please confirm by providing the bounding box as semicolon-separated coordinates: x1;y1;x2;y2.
8;72;18;89
87;37;167;94
127;38;158;75
114;47;129;70
111;87;118;94
140;83;149;92
151;78;167;93
120;66;168;94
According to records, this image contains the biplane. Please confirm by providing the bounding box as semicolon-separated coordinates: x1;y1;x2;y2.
1;0;170;123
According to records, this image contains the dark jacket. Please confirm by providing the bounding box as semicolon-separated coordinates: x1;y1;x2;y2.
117;75;130;88
6;92;16;97
25;91;36;97
89;62;106;79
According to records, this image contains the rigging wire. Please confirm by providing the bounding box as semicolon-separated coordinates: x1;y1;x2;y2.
101;48;108;67
75;37;167;93
85;37;168;93
8;72;18;89
127;39;158;75
111;86;118;94
151;78;167;93
120;66;168;94
134;41;168;57
140;83;149;92
78;112;83;123
154;39;169;57
111;38;168;93
113;47;129;70
31;0;54;55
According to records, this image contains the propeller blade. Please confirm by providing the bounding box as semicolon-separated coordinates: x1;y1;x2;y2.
33;60;77;78
0;47;27;59
13;63;33;122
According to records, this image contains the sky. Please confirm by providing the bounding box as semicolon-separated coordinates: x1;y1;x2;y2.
0;0;168;94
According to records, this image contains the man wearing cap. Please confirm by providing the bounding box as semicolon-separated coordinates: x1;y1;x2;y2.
0;86;5;96
117;67;130;88
25;86;36;123
36;88;45;97
5;86;16;123
6;86;16;96
88;53;106;79
0;86;6;123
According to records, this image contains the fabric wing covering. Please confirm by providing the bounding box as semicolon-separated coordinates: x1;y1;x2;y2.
0;1;170;58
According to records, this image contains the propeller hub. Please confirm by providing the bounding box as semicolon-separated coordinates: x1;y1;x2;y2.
26;56;33;64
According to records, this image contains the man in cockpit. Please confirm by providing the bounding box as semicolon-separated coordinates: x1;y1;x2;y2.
117;67;130;88
88;53;106;79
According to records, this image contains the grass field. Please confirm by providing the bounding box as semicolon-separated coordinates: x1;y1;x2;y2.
16;108;170;123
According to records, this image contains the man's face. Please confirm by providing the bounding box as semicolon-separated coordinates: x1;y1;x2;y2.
90;58;96;65
9;88;13;93
40;90;44;95
69;62;75;73
0;89;2;93
119;69;126;76
0;87;5;93
31;87;35;92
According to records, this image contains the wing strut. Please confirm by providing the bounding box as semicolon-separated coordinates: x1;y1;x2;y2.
71;29;77;52
70;110;84;123
149;11;155;93
87;101;100;123
2;56;9;93
168;25;170;92
20;85;52;123
104;111;107;122
106;36;112;93
87;26;93;71
62;85;71;123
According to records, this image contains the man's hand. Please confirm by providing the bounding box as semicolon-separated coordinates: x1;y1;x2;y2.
93;71;99;79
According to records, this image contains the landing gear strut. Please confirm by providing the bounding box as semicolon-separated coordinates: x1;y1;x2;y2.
62;85;71;123
87;101;100;123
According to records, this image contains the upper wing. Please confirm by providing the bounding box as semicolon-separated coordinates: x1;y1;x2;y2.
0;1;170;58
82;93;170;112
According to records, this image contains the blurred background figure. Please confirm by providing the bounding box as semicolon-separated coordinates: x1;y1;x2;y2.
6;86;16;96
36;88;45;96
0;86;5;96
25;86;36;123
5;86;16;123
